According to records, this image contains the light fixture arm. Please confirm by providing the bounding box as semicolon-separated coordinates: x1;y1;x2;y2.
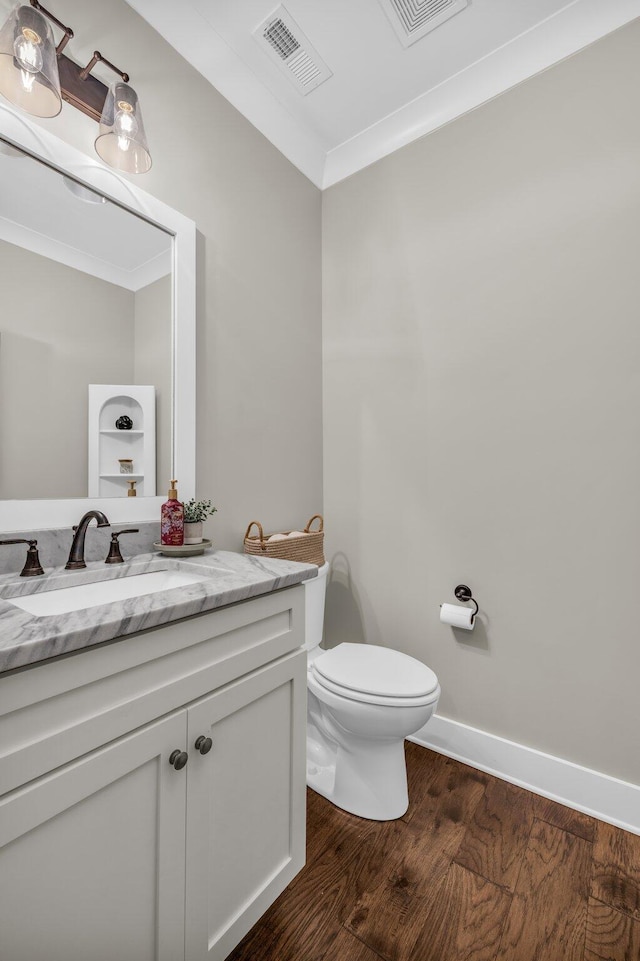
29;0;72;56
79;52;129;84
29;1;128;83
27;0;131;121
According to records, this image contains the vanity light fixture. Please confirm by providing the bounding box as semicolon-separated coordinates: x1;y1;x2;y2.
0;1;151;173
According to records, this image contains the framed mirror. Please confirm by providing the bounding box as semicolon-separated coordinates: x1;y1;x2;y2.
0;104;195;532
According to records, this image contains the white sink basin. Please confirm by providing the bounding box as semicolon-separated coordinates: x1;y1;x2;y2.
8;569;209;617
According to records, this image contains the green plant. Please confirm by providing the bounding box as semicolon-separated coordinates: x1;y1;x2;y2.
183;498;218;524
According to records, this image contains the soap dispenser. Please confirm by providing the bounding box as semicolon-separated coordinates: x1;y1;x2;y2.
161;479;184;546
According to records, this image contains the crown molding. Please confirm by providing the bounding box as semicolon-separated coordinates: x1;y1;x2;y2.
0;216;171;291
323;0;640;187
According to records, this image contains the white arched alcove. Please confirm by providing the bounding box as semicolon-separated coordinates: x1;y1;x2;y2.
88;385;156;498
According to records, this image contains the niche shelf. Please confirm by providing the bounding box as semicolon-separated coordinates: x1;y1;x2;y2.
88;385;156;498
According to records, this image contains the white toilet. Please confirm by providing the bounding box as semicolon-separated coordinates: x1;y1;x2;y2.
303;564;440;821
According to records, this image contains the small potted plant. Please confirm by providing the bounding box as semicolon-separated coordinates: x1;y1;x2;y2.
183;498;217;544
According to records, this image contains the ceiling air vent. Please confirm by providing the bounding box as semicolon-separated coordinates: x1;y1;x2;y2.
254;6;332;96
378;0;469;48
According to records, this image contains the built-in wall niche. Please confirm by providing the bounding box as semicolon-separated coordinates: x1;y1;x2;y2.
88;386;156;498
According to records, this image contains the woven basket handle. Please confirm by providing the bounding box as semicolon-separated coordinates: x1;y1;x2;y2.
304;514;324;533
244;520;267;549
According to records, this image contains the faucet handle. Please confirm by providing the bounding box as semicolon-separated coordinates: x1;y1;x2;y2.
0;538;45;577
105;529;140;565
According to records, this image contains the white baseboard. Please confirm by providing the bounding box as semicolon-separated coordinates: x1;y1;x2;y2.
410;714;640;836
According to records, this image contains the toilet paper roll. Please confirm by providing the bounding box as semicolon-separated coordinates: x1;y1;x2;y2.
440;603;475;631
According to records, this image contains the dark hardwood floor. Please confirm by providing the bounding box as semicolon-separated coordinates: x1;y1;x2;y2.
227;743;640;961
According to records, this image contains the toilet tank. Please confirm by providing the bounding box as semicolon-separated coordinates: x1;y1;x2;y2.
303;562;329;653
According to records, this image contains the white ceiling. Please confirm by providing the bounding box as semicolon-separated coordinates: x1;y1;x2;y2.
0;145;171;290
126;0;640;189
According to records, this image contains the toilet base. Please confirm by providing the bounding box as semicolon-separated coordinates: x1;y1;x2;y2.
305;646;439;822
306;732;409;821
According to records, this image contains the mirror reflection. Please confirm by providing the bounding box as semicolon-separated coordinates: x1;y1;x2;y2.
0;138;172;500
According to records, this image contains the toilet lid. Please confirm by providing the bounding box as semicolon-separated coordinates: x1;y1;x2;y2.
312;643;438;699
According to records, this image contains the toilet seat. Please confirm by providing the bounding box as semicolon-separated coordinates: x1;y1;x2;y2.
311;643;440;708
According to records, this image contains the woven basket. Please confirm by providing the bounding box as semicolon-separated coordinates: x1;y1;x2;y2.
244;515;324;567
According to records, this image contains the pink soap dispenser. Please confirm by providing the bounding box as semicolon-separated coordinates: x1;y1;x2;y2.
161;479;184;546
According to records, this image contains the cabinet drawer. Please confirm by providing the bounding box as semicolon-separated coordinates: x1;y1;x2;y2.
0;586;304;795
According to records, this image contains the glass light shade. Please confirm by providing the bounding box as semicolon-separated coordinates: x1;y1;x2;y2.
0;4;61;118
95;81;152;174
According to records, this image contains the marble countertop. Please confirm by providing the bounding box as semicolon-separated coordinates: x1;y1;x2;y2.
0;550;317;674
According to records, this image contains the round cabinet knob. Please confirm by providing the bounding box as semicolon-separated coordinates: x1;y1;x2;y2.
195;735;213;755
169;749;188;770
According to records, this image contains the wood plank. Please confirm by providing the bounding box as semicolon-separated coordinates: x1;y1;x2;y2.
344;758;487;961
585;897;640;961
534;794;596;842
324;926;388;961
344;824;449;961
401;742;451;822
405;753;488;834
495;819;592;961
306;787;369;864
231;918;384;961
591;821;640;921
454;776;537;891
410;862;512;961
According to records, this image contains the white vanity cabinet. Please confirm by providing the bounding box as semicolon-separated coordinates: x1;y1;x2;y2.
0;586;307;961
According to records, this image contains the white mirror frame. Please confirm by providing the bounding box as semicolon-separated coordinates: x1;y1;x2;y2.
0;104;196;532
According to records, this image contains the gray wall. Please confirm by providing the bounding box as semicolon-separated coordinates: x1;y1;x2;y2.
24;0;323;545
322;21;640;785
0;240;135;499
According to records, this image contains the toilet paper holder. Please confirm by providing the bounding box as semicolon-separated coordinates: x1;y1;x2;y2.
453;584;479;623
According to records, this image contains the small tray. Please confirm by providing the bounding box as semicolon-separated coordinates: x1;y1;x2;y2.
153;538;212;557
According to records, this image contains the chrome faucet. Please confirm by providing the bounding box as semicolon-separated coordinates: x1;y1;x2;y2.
65;511;110;570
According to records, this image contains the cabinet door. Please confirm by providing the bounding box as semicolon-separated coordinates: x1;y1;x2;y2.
185;652;306;961
0;712;187;961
